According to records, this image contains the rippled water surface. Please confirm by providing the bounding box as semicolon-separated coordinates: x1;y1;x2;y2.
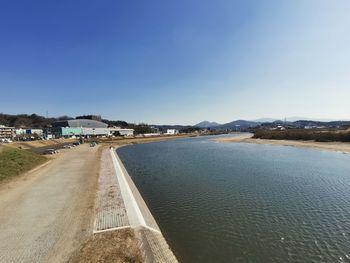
117;135;350;263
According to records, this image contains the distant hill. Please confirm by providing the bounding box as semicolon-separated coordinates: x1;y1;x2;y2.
252;118;277;123
195;121;221;128
2;112;349;132
285;116;346;122
219;120;260;129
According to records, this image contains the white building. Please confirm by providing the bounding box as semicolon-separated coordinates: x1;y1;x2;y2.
144;133;161;137
166;129;179;135
15;128;26;135
109;127;134;137
0;125;15;139
15;128;44;136
82;127;110;136
26;129;43;136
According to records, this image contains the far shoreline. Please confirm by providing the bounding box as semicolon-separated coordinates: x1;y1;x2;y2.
216;133;350;154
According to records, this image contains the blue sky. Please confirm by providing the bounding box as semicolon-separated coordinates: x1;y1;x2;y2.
0;0;349;124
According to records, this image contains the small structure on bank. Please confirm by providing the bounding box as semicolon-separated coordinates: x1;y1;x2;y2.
166;129;179;135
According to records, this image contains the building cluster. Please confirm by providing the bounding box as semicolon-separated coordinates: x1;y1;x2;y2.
0;115;182;142
0;116;135;141
0;113;188;144
49;118;135;139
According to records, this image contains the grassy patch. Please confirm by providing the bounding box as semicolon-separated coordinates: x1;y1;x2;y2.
0;145;47;181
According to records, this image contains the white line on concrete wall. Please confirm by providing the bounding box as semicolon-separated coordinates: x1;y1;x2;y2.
110;148;147;227
143;225;162;234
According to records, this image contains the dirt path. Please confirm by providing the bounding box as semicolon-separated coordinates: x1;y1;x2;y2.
0;144;101;263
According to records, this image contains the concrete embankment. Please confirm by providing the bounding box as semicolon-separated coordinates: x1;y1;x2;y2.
0;139;178;262
85;147;178;263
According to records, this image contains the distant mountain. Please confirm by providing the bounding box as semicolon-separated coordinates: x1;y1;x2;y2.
195;121;221;128
220;120;260;129
285;116;349;122
252;118;278;123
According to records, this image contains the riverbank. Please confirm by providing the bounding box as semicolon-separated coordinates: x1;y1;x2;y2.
101;133;196;146
71;145;178;262
0;134;184;262
216;133;350;153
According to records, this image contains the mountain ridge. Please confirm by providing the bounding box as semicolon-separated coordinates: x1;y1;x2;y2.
195;121;221;128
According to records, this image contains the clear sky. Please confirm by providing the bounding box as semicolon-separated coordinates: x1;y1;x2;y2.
0;0;349;125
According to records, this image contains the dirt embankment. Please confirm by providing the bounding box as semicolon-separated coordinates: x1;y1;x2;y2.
0;145;47;182
100;134;196;146
11;138;76;150
0;138;79;183
0;144;102;262
216;133;350;153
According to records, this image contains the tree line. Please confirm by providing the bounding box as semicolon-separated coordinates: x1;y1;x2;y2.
0;113;72;128
253;129;350;142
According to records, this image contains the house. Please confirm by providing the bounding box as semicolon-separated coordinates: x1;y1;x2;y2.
166;129;179;135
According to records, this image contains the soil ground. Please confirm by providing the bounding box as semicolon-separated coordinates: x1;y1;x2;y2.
0;144;101;262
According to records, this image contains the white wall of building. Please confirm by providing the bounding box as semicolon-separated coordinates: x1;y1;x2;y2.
109;127;134;136
27;129;43;136
82;127;110;136
166;129;179;135
15;128;26;135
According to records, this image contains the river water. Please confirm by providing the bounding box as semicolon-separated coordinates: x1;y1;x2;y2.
117;134;350;263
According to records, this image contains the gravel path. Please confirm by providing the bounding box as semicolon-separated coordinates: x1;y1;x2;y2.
0;144;101;263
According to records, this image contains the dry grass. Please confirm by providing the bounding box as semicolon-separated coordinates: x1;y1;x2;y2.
0;145;47;181
69;229;143;263
11;138;76;150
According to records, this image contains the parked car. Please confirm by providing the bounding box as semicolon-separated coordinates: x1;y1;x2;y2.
72;141;80;146
43;149;58;155
0;138;12;143
62;145;72;149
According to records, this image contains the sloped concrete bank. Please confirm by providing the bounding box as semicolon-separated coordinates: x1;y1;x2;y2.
111;148;178;263
87;147;178;263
